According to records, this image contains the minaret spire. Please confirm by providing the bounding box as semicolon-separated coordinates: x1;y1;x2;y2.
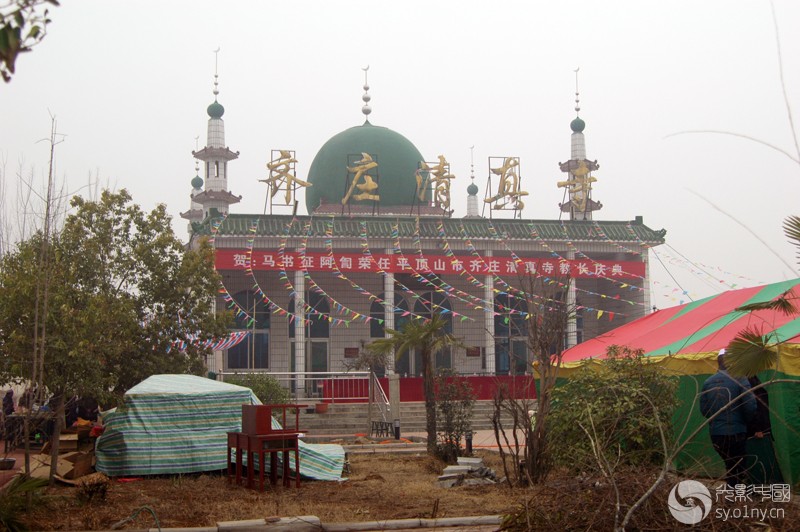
194;136;200;175
185;47;241;226
361;65;372;122
213;47;221;101
466;145;480;217
180;136;207;232
557;67;601;221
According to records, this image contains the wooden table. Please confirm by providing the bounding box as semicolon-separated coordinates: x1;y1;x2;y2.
226;432;252;487
249;432;301;490
227;431;301;490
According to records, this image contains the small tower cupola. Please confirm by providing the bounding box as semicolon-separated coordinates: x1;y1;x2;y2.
188;48;242;225
557;68;602;221
180;141;207;231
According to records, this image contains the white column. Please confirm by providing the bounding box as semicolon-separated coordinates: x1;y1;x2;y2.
484;251;495;374
565;250;578;348
466;194;478;217
384;268;396;375
642;248;652;313
210;294;221;375
294;270;306;397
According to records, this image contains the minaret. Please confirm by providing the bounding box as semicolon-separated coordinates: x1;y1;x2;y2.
190;49;241;220
465;145;480;217
558;69;602;220
179;140;205;231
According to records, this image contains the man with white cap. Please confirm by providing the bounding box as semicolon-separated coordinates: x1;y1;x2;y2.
700;348;756;488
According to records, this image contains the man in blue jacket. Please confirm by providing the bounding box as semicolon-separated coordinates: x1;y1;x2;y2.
700;349;757;488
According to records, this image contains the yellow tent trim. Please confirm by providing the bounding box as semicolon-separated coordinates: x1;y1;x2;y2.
535;344;800;379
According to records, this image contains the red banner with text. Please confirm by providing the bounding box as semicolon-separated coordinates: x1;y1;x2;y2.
215;249;645;279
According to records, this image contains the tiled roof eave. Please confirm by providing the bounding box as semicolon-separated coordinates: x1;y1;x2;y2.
193;213;666;245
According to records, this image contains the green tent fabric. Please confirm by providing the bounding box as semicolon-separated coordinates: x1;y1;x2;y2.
559;279;800;486
95;374;344;480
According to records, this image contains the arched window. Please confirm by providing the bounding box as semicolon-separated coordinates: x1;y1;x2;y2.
227;290;270;370
414;292;452;328
396;291;452;375
288;292;330;339
370;294;409;338
287;292;330;395
494;293;529;375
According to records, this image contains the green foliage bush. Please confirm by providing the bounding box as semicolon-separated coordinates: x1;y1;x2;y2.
226;373;291;405
435;372;475;463
0;475;49;531
548;346;678;472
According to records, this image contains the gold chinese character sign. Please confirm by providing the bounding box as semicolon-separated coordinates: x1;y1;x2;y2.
416;155;455;211
261;149;311;206
343;153;379;205
485;156;528;211
557;158;599;212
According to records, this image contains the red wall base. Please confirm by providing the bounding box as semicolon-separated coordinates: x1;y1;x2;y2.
321;375;536;402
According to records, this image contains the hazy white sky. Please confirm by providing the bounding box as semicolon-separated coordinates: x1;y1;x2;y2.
1;0;799;309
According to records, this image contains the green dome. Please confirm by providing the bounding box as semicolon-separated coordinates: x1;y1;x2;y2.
467;182;479;196
570;116;585;133
191;175;203;189
305;122;426;213
207;100;225;119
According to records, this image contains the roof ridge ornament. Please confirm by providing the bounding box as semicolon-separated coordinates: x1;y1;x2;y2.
361;65;372;122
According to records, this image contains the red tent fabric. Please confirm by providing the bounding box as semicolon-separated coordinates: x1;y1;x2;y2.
563;278;800;364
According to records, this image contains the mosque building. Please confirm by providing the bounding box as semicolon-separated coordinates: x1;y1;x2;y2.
181;66;666;392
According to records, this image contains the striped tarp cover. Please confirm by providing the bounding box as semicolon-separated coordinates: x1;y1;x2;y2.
95;374;344;480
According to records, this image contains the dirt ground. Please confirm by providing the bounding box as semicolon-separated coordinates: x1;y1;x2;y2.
16;450;797;531
20;451;520;531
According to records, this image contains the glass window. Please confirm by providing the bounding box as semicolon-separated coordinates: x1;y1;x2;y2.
308;292;329;339
227;290;270;370
407;291;453;374
288;292;330;339
370;294;409;337
227;332;269;369
494;294;527;337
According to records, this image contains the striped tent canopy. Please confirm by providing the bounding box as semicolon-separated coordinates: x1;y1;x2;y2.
562;278;800;374
559;278;800;485
95;374;344;480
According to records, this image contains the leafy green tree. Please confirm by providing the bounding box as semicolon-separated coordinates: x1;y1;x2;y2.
548;346;679;472
226;373;291;405
0;0;58;82
0;189;228;478
435;371;475;463
0;475;48;531
366;314;463;454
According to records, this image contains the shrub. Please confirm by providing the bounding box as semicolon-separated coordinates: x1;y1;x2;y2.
0;475;49;531
548;346;678;472
435;372;475;463
226;373;291;405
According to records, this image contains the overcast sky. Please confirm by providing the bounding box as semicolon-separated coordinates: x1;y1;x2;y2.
1;0;799;309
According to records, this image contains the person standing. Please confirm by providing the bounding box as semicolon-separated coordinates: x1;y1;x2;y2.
700;349;756;488
2;390;13;417
746;375;784;484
